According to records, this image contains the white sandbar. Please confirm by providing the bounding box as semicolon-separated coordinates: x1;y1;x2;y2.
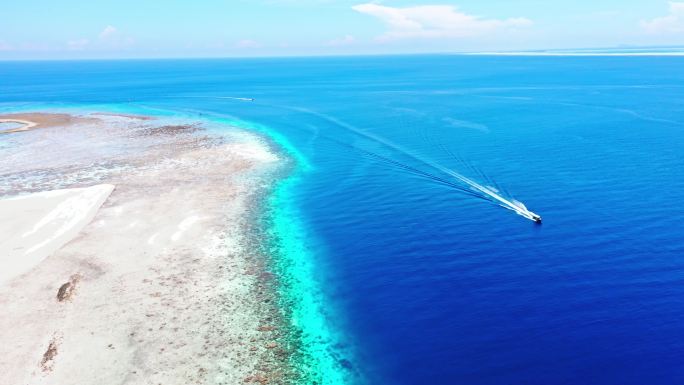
0;184;114;285
0;118;37;133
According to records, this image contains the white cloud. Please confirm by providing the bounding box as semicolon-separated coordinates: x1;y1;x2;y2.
641;2;684;34
352;3;532;41
63;26;133;53
97;25;134;48
235;39;262;48
326;35;356;46
99;25;118;40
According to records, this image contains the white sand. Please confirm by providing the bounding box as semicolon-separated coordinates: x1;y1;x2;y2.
0;185;114;285
0;118;37;133
0;113;292;385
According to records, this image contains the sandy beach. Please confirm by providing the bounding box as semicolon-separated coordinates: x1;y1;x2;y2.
0;112;295;384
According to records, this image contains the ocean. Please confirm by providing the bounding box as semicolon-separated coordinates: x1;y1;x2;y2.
2;55;684;384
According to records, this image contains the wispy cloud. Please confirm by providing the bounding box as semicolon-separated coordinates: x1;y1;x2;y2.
326;35;356;46
64;25;132;52
641;2;684;34
98;25;134;47
99;25;118;40
67;38;90;51
352;3;532;41
235;39;262;48
0;41;13;51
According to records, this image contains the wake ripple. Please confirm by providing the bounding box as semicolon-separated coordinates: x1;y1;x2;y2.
288;106;542;223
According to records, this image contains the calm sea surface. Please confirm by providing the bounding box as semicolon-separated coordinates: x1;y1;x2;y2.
2;56;684;384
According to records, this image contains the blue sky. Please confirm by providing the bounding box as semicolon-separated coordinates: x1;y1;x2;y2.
1;0;684;59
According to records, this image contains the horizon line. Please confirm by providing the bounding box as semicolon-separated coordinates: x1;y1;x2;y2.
3;45;684;62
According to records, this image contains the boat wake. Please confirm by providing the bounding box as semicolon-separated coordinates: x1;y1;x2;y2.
288;106;542;223
166;95;254;102
215;96;255;102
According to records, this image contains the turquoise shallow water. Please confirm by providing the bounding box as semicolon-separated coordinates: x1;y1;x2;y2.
2;56;684;384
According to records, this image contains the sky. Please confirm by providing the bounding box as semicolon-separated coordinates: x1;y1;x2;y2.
1;0;684;59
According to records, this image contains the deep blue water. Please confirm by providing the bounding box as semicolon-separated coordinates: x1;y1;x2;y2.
2;56;684;384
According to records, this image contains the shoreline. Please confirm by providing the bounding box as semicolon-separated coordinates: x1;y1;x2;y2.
0;113;97;133
236;117;359;384
0;111;302;383
0;118;37;133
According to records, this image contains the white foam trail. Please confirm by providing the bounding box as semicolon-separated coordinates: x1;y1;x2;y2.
165;96;254;102
293;107;541;222
440;169;541;221
216;96;254;102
